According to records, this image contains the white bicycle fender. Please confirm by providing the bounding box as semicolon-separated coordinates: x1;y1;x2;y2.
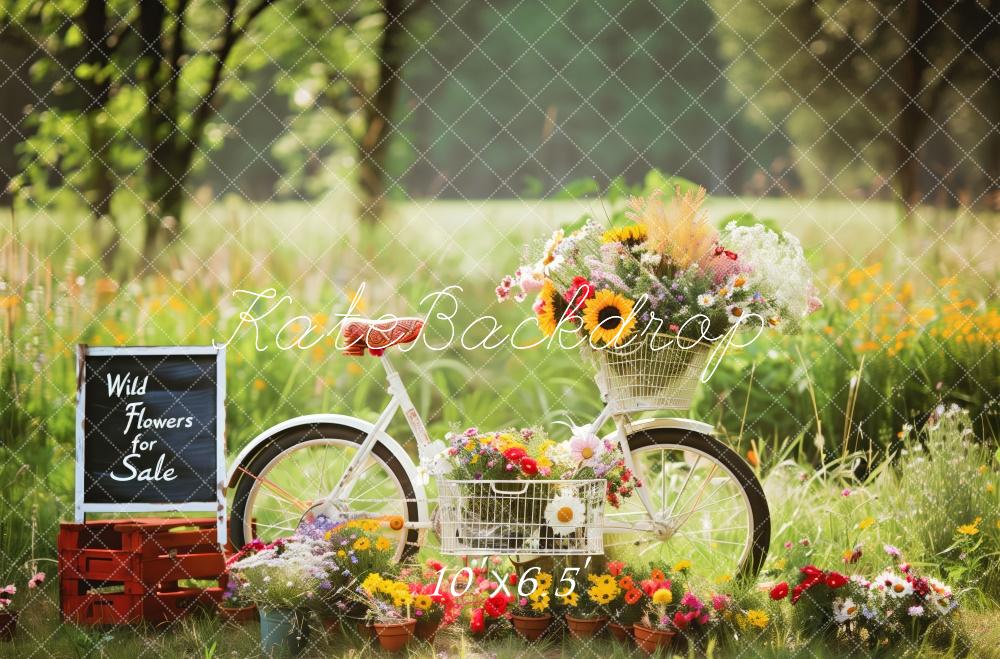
226;413;429;523
607;416;716;440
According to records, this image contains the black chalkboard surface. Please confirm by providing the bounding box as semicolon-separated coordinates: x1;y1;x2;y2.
75;346;226;535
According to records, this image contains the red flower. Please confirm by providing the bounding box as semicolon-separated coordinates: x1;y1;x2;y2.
800;565;823;579
769;582;789;600
624;588;642;605
484;592;509;617
825;572;848;589
790;584;805;604
508;573;518;585
608;561;625;576
564;277;595;316
519;457;538;476
427;559;444;572
618;575;634;590
503;447;527;462
470;608;485;634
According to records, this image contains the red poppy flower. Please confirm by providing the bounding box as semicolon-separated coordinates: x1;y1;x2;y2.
624;588;642;605
618;576;634;591
650;569;666;581
769;582;789;600
519;457;538;476
470;608;485;634
607;560;625;576
503;447;527;462
825;572;848;589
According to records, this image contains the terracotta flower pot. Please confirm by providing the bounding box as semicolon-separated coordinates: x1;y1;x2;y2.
356;621;375;638
217;603;257;623
512;613;552;641
414;617;441;642
373;618;416;653
565;614;608;639
633;624;675;655
608;621;632;642
0;611;17;642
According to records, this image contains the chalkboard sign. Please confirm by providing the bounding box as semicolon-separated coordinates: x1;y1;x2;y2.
75;345;226;544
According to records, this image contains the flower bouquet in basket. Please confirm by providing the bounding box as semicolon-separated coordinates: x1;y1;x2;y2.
498;186;820;412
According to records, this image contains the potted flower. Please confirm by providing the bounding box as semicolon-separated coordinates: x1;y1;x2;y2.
510;570;554;641
0;570;45;642
562;572;616;638
606;562;644;641
217;574;256;623
633;573;682;654
470;590;512;638
409;584;453;643
356;573;416;652
228;536;336;657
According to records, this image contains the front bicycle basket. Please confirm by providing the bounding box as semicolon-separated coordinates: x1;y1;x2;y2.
593;333;710;414
437;479;605;556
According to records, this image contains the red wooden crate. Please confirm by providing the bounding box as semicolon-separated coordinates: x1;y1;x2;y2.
58;519;226;625
62;587;223;625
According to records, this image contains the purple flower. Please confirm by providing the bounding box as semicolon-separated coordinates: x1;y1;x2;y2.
319;581;332;590
883;544;901;558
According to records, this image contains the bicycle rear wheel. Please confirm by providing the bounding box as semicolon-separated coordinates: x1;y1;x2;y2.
228;423;421;561
603;426;770;579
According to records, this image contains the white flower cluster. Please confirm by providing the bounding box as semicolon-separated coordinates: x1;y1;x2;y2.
719;222;816;320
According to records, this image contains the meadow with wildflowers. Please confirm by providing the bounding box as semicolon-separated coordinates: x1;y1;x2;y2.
0;193;997;656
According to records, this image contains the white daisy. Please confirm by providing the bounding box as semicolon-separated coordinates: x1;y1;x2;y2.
544;492;585;536
832;598;859;623
725;304;746;324
879;573;912;598
729;273;750;291
697;293;715;307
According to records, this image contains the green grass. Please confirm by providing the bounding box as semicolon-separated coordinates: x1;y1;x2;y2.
0;196;998;656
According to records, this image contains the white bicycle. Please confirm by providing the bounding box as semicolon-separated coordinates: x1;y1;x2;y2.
227;317;770;577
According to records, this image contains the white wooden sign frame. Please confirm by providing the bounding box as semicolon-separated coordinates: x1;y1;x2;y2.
75;345;227;545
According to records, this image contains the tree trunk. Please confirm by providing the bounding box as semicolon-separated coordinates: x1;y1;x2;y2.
893;0;933;214
356;0;415;223
79;0;120;270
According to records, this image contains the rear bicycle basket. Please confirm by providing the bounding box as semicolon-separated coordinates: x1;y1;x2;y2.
437;479;605;556
594;333;710;414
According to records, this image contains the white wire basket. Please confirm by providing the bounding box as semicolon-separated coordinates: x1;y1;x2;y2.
437;479;605;556
594;333;710;414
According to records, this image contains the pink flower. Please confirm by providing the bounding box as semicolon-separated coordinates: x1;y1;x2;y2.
712;594;731;611
841;488;852;497
883;544;901;558
0;585;15;596
27;572;45;589
569;429;603;466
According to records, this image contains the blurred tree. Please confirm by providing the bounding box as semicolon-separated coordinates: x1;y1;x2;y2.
6;0;285;267
711;0;998;210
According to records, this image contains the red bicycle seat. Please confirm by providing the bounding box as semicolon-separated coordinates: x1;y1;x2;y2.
342;317;424;356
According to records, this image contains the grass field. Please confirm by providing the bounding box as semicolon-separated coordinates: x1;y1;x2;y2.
0;196;997;656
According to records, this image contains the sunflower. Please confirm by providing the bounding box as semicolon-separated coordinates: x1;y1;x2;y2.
536;280;569;337
413;594;433;611
353;536;371;551
582;290;637;346
536;572;553;591
602;223;648;245
559;591;580;607
375;536;392;552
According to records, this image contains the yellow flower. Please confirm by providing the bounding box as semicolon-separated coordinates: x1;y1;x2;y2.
413;594;433;611
672;559;692;573
530;591;550;612
559;591;579;607
714;574;732;585
746;609;769;629
536;572;553;591
337;550;347;558
253;378;266;391
361;573;383;595
375;536;392;552
393;591;413;608
536;280;568;337
601;223;648;245
957;517;982;536
652;588;672;605
858;517;876;530
582;290;637;346
353;537;371;551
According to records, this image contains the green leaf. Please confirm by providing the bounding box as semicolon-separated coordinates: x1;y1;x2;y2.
554;177;599;199
64;24;83;47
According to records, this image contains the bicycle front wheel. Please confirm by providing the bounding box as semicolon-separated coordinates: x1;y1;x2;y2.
603;426;770;579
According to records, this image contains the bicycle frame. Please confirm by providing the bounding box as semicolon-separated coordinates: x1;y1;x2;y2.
323;353;664;536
